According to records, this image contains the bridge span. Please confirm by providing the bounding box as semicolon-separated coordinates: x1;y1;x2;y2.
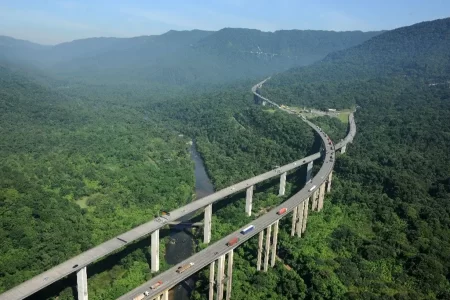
118;80;356;300
0;78;356;300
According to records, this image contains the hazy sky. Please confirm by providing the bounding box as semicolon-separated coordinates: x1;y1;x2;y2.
0;0;449;45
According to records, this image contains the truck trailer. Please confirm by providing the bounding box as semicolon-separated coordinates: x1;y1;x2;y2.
241;225;255;235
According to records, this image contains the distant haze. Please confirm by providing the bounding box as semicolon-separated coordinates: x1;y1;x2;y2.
0;0;448;44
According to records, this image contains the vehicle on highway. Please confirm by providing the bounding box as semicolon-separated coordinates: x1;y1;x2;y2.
277;208;287;215
240;225;255;235
308;185;317;192
150;281;163;290
133;291;149;300
176;262;194;274
227;237;239;246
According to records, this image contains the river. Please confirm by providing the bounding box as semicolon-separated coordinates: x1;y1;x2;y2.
164;143;215;300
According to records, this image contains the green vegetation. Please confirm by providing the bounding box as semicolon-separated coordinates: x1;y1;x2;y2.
2;16;450;300
0;66;317;299
1;29;380;86
0;66;195;295
189;17;450;299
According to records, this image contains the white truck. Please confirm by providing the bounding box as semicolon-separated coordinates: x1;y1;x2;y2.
133;291;150;300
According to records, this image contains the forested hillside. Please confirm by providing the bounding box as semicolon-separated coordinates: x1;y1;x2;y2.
0;65;319;298
2;15;450;300
190;17;450;299
262;17;450;108
149;86;315;189
0;66;196;294
0;28;380;85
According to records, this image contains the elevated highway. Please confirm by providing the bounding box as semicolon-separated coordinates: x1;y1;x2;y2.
0;78;355;300
118;80;355;300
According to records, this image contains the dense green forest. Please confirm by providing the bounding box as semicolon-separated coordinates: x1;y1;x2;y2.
0;66;196;295
0;29;380;85
188;18;450;300
2;16;450;300
0;64;320;299
191;77;450;300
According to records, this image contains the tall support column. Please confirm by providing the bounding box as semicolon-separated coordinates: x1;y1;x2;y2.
151;229;160;272
209;261;215;300
341;144;347;154
318;184;326;211
270;221;279;267
263;225;272;272
216;255;226;300
256;231;264;271
162;290;169;300
306;161;313;182
302;198;310;233
76;267;88;300
311;190;318;211
290;205;298;236
279;172;287;196
296;202;305;237
204;204;212;244
226;250;234;300
245;185;254;216
326;171;333;193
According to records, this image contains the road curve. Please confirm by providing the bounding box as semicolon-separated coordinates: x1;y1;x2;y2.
0;90;331;300
117;80;349;300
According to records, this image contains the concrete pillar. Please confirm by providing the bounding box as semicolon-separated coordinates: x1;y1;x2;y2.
326;171;333;193
226;250;234;300
162;290;168;300
76;267;88;300
311;190;318;211
245;185;254;216
279;172;287;196
318;184;326;211
270;221;279;267
209;261;215;300
256;231;264;271
263;225;272;272
341;144;347;154
302;198;310;233
151;229;160;273
290;205;298;237
306;161;313;182
216;254;226;300
204;204;212;244
296;202;305;237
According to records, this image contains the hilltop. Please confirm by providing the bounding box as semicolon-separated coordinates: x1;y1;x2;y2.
0;28;381;85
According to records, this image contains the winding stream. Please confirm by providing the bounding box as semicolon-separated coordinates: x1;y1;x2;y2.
164;143;214;300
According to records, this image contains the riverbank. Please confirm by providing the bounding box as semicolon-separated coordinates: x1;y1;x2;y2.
164;142;214;300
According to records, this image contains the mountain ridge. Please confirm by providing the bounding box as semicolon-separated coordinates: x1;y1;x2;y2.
0;28;382;85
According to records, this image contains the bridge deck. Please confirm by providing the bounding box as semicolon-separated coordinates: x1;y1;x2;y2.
0;79;355;300
118;106;337;300
0;112;321;300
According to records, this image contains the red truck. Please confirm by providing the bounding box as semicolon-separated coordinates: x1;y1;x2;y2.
227;237;239;246
150;281;163;290
277;208;287;215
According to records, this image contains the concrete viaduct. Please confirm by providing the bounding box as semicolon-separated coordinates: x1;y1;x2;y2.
0;79;356;300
